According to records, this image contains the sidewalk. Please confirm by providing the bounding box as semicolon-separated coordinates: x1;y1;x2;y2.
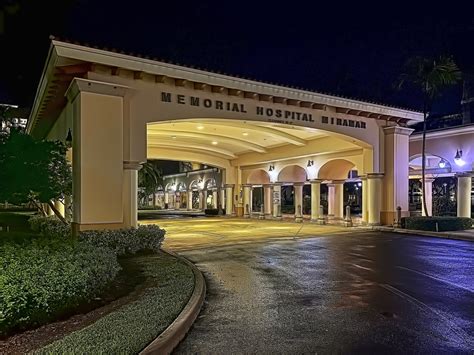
369;225;474;243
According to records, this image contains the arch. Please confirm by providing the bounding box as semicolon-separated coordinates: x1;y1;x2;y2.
176;182;187;192
247;169;271;184
204;178;217;190
278;165;307;183
318;159;355;180
189;180;200;190
409;153;451;170
164;182;174;191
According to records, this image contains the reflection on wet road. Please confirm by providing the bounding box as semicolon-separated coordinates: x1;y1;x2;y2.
173;231;474;354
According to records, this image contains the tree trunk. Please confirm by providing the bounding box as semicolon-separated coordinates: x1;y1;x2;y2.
47;200;68;225
32;199;47;216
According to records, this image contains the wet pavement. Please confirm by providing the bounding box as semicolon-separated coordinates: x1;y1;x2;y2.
167;226;474;354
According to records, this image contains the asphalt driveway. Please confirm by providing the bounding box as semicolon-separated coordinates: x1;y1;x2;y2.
147;219;474;353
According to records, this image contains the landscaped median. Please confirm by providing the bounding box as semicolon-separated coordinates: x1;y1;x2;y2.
0;214;204;354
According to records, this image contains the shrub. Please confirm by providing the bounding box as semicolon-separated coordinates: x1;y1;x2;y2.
0;239;120;336
79;225;165;256
204;208;219;215
29;215;70;239
401;216;473;231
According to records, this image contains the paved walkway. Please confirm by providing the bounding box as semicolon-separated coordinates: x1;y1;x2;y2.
140;218;351;251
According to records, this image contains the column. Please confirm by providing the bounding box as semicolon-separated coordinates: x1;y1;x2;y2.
199;190;204;210
360;176;368;224
187;191;193;210
264;184;272;219
382;126;414;225
243;184;252;218
225;184;234;216
54;200;65;218
175;193;180;209
164;191;169;209
333;180;345;220
457;173;472;218
294;183;304;223
220;187;226;210
327;183;335;219
421;177;435;216
46;203;54;216
310;179;322;222
64;195;72;221
123;162;141;228
66;78;129;233
367;173;384;225
212;190;218;208
272;183;282;220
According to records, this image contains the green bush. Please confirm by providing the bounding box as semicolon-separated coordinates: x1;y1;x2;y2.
29;215;70;239
204;208;219;215
401;216;473;231
0;239;120;336
79;225;165;256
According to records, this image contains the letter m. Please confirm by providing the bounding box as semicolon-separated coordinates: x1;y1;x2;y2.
161;92;172;102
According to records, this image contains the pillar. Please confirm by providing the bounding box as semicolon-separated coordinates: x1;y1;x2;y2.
294;183;304;223
164;191;169;209
272;183;282;220
367;173;384;225
457;173;472;218
421;177;435;216
175;193;180;209
199;190;204;210
220;187;226;210
264;184;272;219
225;184;234;216
64;195;72;221
66;78;129;233
46;203;54;216
54;200;65;218
310;179;322;222
333;180;345;219
360;176;368;224
187;191;193;210
212;190;218;208
123;162;141;228
327;183;335;218
243;184;252;218
382;126;414;224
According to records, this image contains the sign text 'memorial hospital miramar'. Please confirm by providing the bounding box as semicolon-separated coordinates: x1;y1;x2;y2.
160;92;366;129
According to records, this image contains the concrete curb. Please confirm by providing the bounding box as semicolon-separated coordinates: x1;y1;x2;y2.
140;249;206;355
371;226;474;243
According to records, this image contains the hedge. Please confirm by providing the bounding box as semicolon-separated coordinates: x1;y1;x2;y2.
0;239;120;336
0;216;166;336
401;216;473;231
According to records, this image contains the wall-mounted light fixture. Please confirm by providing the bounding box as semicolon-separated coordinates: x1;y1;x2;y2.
307;160;314;167
269;164;275;172
454;149;465;166
65;128;73;147
438;159;447;169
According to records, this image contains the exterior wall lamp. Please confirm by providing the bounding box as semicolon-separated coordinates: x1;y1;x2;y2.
438;159;447;169
269;164;275;172
65;128;73;148
454;149;465;167
307;160;314;167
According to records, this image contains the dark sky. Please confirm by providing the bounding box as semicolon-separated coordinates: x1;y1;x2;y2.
1;1;473;115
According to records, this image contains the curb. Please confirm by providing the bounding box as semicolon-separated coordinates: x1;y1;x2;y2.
140;249;206;355
371;226;474;243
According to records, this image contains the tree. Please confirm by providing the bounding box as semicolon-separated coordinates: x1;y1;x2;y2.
0;131;72;223
138;160;163;207
397;55;461;216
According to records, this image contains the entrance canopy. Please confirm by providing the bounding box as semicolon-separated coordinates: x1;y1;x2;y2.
27;38;424;230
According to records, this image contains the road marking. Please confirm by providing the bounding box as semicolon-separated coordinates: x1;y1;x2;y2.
379;283;473;347
397;266;474;294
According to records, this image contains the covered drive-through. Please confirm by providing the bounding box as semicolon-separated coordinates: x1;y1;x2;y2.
27;38;428;232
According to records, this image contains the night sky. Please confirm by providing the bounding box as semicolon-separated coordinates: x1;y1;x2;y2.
1;1;473;115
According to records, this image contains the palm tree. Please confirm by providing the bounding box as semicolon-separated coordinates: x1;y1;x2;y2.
397;55;461;216
138;160;163;207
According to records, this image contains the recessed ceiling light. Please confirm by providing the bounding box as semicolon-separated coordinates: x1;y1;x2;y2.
212;141;218;145
171;135;177;139
197;125;204;130
242;132;249;136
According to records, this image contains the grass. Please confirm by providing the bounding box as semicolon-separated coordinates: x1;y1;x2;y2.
0;211;38;244
36;251;195;354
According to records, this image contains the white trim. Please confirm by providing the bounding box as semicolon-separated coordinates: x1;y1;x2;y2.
410;125;474;141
